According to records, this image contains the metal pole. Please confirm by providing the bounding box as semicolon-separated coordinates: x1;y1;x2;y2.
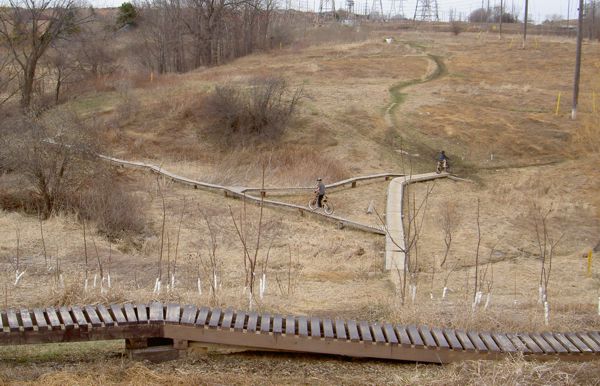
522;0;529;47
499;0;503;36
572;0;585;120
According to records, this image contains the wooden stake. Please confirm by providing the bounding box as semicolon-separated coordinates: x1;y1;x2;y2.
555;92;562;115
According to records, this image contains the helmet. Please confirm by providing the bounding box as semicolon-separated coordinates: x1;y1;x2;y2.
441;150;445;154
317;178;322;181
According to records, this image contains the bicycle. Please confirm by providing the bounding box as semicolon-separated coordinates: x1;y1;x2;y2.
308;193;334;215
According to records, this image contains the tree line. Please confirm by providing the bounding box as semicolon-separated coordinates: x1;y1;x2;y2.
0;0;283;110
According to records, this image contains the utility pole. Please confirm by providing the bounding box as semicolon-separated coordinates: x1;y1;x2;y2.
522;0;529;48
592;0;597;41
499;0;503;36
572;0;584;120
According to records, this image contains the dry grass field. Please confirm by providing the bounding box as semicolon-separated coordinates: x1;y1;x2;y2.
1;24;600;384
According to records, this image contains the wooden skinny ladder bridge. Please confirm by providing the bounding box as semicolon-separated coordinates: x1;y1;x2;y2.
2;303;600;363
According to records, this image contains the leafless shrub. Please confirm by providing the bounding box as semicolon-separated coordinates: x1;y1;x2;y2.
202;76;303;146
78;179;146;240
450;21;464;35
0;111;98;218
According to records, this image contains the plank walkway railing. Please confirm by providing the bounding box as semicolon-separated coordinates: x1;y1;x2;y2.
99;155;397;235
1;302;599;363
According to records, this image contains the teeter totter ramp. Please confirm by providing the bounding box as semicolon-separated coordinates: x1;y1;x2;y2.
2;303;600;363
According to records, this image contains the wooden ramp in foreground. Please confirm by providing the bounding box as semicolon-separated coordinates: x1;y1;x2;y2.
2;303;599;363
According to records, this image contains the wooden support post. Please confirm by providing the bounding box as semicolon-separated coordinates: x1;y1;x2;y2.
173;339;189;350
126;338;149;349
224;191;228;198
261;191;266;198
385;176;391;181
351;181;357;188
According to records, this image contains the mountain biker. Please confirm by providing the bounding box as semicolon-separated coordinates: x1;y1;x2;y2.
438;150;449;163
438;150;449;167
316;178;325;208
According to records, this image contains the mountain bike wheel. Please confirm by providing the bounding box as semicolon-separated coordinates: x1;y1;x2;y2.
308;198;318;210
323;202;334;215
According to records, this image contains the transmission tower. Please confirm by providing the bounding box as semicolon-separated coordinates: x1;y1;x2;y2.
370;0;384;20
346;0;355;16
319;0;336;20
389;0;404;19
413;0;439;21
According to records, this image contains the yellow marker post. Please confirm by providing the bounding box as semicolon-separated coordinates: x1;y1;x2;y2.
555;92;561;116
593;91;597;114
150;72;154;83
509;38;514;48
535;37;539;49
588;251;593;277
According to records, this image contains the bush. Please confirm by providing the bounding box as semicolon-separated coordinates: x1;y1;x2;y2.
0;110;146;240
202;76;303;146
78;176;146;240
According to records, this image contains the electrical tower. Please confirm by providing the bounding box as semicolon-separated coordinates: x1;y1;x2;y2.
319;0;337;20
346;0;355;16
389;0;404;19
413;0;439;21
370;0;384;20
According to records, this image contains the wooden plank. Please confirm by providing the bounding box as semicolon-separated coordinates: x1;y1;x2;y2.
565;333;593;353
529;333;556;354
19;309;34;331
419;326;437;348
285;316;295;335
576;332;600;352
233;311;246;331
149;302;163;324
506;333;530;353
123;304;138;325
491;333;517;353
541;332;568;353
58;307;75;330
273;315;283;335
588;331;600;346
553;333;580;353
246;312;258;333
83;306;102;328
298;316;308;337
45;308;62;330
371;323;386;344
431;327;450;349
407;325;424;347
222;308;235;330
395;326;412;347
136;304;149;323
518;333;544;354
110;305;128;326
455;330;476;352
166;304;181;325
70;306;88;330
97;305;115;327
444;329;463;350
0;311;4;332
480;332;501;353
359;321;373;343
322;319;334;339
180;305;198;326
347;320;360;342
334;319;347;340
195;307;210;326
32;309;48;330
383;323;398;345
310;317;321;338
467;331;488;352
7;309;20;332
259;313;271;334
208;308;223;328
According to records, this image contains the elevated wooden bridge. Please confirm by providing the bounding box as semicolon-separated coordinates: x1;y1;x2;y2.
2;303;599;363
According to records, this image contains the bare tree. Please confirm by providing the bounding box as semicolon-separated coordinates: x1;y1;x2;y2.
0;0;91;109
0;111;97;218
440;200;460;267
532;204;563;305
